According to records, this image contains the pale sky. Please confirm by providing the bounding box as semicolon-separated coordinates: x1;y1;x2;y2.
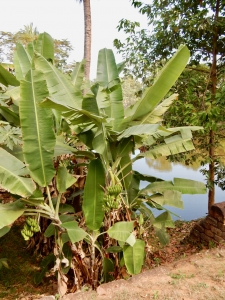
1;0;150;78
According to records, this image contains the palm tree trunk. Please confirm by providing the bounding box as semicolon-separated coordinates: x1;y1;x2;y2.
83;0;91;80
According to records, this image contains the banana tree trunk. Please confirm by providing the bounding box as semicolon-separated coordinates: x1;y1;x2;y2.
83;0;91;80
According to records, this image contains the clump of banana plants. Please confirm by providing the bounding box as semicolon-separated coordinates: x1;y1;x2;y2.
0;32;206;296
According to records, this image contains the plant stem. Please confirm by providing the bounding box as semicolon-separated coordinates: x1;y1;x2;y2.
55;193;62;220
46;186;55;213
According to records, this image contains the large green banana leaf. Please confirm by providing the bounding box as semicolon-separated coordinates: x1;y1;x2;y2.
124;45;190;124
61;221;88;243
35;32;54;63
14;43;32;81
136;138;195;159
5;86;20;106
0;148;36;197
96;49;124;131
142;178;206;194
34;53;82;109
0;200;25;229
107;221;134;243
20;69;56;186
71;61;85;95
83;159;105;231
123;239;145;275
0;106;20;126
144;94;178;124
117;124;160;141
147;190;184;209
40;97;106;126
118;155;132;192
56;166;77;193
92;124;109;159
0;64;20;87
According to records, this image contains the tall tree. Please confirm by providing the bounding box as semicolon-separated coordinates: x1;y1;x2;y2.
0;23;73;69
78;0;92;80
114;0;225;211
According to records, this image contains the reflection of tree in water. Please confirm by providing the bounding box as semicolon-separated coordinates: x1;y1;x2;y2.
146;156;172;172
146;156;200;172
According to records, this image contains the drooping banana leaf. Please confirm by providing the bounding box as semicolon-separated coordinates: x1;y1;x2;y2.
56;166;77;193
0;64;20;87
142;178;206;194
107;221;134;243
20;69;56;186
0;226;10;237
14;43;32;81
135;138;195;159
0;148;36;197
117;124;160;141
0;106;20;126
124;45;190;124
5;86;20;106
0;200;25;229
147;190;184;209
96;48;124;131
83;159;105;231
144;94;178;124
61;221;88;243
40;97;106;125
153;211;175;229
34;53;82;109
54;136;95;159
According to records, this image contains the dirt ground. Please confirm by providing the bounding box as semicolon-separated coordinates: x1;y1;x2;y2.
62;246;225;300
2;219;225;300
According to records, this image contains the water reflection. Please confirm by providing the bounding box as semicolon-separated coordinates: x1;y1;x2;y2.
145;156;200;172
133;156;225;221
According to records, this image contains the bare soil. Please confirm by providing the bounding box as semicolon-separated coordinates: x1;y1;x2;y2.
1;220;225;300
63;246;225;300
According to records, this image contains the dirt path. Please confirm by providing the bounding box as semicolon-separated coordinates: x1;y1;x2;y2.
62;246;225;300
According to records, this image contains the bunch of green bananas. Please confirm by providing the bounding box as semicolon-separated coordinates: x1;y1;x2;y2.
21;217;40;241
107;184;122;196
103;194;120;210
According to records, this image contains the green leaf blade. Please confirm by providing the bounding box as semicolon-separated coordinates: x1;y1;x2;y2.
20;69;56;186
123;239;145;275
83;159;105;230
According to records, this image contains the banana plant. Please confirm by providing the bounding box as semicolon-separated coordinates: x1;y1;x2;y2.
0;32;206;294
38;45;206;277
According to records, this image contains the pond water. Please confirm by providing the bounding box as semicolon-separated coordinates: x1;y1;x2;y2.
133;156;225;221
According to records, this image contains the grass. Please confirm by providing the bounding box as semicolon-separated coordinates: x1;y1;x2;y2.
0;224;56;299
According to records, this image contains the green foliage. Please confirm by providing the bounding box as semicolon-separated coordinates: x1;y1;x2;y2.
114;0;225;206
0;31;207;295
0;123;21;150
0;258;9;271
115;0;225;79
0;24;73;69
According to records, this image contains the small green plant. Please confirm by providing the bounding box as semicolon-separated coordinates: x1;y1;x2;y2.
152;290;159;299
209;240;216;249
153;257;161;266
196;282;207;288
170;271;194;280
0;258;9;270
